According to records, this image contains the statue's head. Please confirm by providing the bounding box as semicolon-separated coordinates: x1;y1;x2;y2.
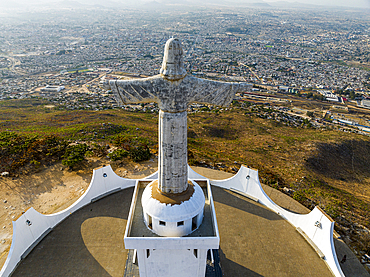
160;38;187;81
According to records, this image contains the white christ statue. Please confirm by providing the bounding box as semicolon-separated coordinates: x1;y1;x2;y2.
104;38;250;196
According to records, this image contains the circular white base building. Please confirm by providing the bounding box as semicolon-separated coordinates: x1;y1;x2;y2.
141;180;205;237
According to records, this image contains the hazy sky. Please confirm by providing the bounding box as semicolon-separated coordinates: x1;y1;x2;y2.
0;0;369;9
262;0;370;8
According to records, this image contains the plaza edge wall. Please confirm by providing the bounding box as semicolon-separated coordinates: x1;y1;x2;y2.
0;165;344;277
199;165;345;277
0;165;136;277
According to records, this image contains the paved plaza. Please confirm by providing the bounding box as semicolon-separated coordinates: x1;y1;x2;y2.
12;184;336;276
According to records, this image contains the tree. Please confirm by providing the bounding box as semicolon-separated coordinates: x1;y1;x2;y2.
62;144;89;168
129;146;151;162
112;134;152;162
108;149;129;161
306;111;314;118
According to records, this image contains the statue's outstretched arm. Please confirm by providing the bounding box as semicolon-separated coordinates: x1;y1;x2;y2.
186;76;252;106
102;76;163;105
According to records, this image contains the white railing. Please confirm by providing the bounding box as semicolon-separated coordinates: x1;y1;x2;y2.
197;165;344;277
0;165;136;277
0;165;344;277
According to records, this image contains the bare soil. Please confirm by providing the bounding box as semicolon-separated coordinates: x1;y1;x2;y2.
0;157;158;265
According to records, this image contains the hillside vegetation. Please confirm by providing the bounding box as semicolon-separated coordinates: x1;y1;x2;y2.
0;98;369;261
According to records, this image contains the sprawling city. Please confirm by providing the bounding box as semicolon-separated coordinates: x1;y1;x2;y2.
0;1;369;276
1;3;370;131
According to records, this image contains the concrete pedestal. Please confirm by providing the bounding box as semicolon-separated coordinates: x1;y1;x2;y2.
141;180;205;237
124;180;219;277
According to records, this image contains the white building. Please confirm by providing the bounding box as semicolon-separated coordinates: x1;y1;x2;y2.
361;97;370;108
318;90;340;102
41;85;65;92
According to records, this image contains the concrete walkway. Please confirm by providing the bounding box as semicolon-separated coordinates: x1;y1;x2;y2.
213;187;332;276
12;188;133;277
192;166;369;277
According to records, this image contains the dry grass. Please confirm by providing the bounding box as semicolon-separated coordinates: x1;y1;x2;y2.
1;98;370;260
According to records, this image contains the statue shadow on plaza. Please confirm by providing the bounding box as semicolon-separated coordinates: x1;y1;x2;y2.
212;187;282;221
218;248;263;277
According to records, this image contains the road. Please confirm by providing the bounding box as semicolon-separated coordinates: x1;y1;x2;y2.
0;54;25;75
